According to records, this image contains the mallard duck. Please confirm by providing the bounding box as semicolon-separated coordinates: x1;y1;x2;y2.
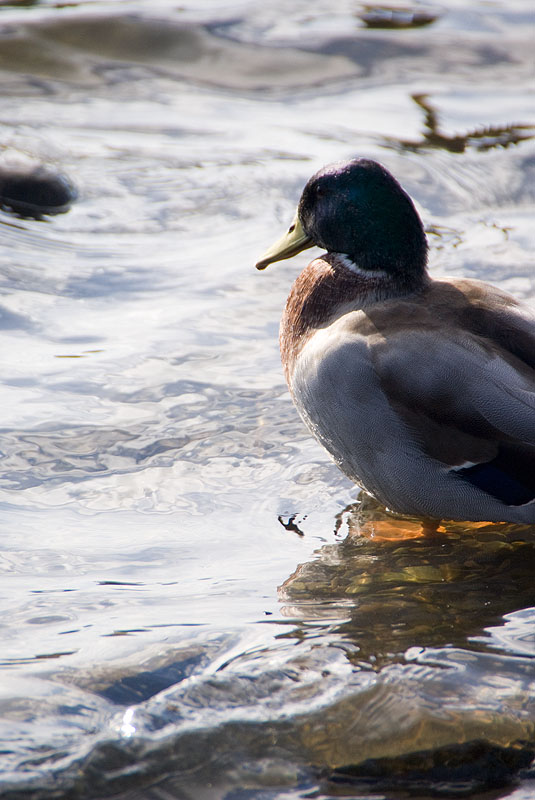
256;158;535;523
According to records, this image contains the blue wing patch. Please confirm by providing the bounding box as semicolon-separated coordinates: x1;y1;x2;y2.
456;462;534;507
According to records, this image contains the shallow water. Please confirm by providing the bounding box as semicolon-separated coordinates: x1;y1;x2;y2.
0;1;534;798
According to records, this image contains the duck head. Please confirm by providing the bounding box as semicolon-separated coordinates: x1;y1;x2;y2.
256;158;428;283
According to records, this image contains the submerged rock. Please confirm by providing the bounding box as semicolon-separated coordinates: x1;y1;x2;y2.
328;740;535;796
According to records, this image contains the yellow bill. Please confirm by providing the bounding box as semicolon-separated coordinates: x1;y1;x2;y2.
255;214;315;270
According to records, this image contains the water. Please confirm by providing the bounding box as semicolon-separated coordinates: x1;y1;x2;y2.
0;1;534;798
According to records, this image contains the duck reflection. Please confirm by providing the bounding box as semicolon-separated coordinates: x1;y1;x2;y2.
279;496;535;669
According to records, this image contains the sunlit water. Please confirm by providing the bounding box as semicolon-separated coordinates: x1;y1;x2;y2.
0;1;534;798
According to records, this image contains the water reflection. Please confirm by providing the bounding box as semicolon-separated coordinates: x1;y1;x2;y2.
273;502;535;795
391;93;535;154
280;497;535;667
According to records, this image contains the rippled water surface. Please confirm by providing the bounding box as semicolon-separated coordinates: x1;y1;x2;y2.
0;1;534;798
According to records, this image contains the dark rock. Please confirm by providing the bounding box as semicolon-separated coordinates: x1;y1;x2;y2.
0;164;77;218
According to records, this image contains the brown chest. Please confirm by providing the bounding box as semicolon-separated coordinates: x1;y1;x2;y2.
279;255;386;383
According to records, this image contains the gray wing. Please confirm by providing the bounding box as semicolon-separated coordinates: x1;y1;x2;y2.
370;320;535;512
